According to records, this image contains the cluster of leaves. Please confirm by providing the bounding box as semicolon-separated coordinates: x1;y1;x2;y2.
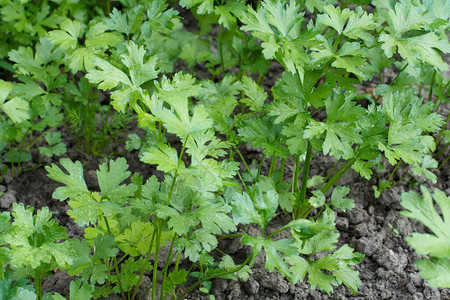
0;0;449;298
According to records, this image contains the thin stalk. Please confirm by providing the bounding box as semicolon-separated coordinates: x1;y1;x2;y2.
217;233;244;241
16;130;30;178
390;63;408;86
386;160;401;184
439;155;450;169
391;172;413;188
268;155;277;178
294;142;312;219
435;112;450;147
178;254;254;299
218;25;225;77
256;150;265;182
435;81;450;111
292;155;301;193
320;158;355;195
35;272;42;300
279;158;286;181
367;42;383;50
436;143;450;158
102;0;110;15
174;252;182;272
152;225;162;300
236;170;248;192
104;217;127;299
429;69;437;103
8;142;14;178
321;158;342;188
131;229;156;300
160;236;177;299
237;149;252;174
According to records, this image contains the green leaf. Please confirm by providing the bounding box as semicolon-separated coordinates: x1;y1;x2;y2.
97;157;137;202
240;0;304;62
86;57;132;90
46;159;88;201
317;5;353;34
332;245;364;292
415;258;450;288
242;234;297;279
240;76;267;112
121;42;159;88
105;8;132;35
2;97;30;123
412;155;438;184
330;186;354;211
69;280;94;300
150;73;213;138
0;79;13;104
47;19;84;50
309;190;325;208
39;132;67;157
311;36;369;80
228;190;263;228
93;234;119;262
141;144;181;173
238;117;289;158
400;186;450;259
179;0;214;14
400;186;450;288
379;1;450;71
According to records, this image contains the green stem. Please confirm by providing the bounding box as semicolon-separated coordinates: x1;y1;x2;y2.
256;150;265;182
104;217;127;299
152;224;162;300
237;149;252;174
429;69;437;103
439;155;450;169
390;63;408;86
279;158;286;182
294;142;312;219
218;25;225;78
391;172;413;188
217;233;244;241
435;112;450;147
131;229;156;300
387;160;401;184
320;158;355;195
8;142;14;178
178;254;254;299
322;158;341;187
292;155;301;193
268;155;277;178
35;272;42;300
160;236;177;299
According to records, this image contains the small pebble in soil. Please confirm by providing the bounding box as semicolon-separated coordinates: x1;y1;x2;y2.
243;277;260;295
352;230;386;256
260;272;289;294
0;189;16;209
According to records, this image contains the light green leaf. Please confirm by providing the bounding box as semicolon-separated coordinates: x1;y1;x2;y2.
400;186;450;259
330;186;354;211
46;159;88;201
47;19;84;50
2;97;29;123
